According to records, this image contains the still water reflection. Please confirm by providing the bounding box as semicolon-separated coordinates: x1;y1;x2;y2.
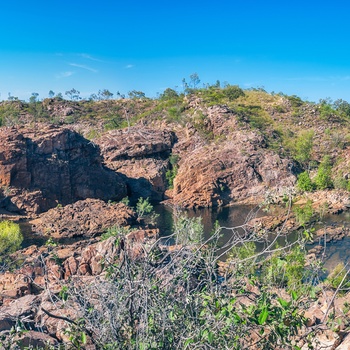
155;204;350;271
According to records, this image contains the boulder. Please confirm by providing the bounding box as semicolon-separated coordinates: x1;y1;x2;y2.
32;198;136;238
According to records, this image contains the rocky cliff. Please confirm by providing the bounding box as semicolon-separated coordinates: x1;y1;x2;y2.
0;125;126;214
96;127;176;201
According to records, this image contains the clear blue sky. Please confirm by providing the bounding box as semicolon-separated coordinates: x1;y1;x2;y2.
1;0;350;102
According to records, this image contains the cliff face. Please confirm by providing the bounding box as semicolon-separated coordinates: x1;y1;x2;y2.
0;125;126;214
0;112;298;212
96;127;176;201
170;105;298;207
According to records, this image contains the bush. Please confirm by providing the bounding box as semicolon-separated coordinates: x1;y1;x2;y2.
166;154;179;189
65;213;309;349
314;155;333;190
160;88;179;101
297;171;314;192
222;85;245;101
261;246;307;292
293;130;314;165
325;263;350;291
136;197;153;218
319;103;336;120
293;199;314;226
101;225;131;241
0;221;23;258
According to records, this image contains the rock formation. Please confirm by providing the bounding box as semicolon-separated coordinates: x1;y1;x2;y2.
96;127;176;201
32;198;136;238
0;125;126;215
171;105;298;208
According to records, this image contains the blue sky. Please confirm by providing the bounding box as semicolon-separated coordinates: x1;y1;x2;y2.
1;0;350;102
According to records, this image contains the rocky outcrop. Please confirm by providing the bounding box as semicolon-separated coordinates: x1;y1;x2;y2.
96;127;176;201
32;198;136;238
172;133;297;208
0;125;126;215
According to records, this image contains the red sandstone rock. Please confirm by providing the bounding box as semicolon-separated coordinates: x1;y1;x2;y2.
32;198;136;238
96;127;176;201
0;125;127;215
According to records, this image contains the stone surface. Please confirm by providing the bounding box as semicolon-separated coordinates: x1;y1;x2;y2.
14;330;58;348
172;139;296;208
32;198;136;238
96;127;176;201
0;125;126;215
168;105;298;208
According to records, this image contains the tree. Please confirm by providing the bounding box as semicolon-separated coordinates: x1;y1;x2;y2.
314;155;333;190
65;88;81;101
189;72;200;89
29;92;39;104
48;90;55;98
7;93;18;101
160;88;179;101
128;90;146;99
29;93;42;122
56;92;63;100
333;99;350;117
99;89;113;100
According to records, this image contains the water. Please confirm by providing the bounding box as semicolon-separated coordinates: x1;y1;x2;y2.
18;204;350;272
154;204;350;270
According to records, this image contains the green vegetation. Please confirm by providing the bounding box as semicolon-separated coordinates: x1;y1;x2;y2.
293;130;314;166
60;213;322;349
261;245;308;293
293;199;314;226
297;171;314;192
325;263;350;291
136;197;153;218
314;155;333;190
165;154;179;189
0;221;23;259
101;225;132;241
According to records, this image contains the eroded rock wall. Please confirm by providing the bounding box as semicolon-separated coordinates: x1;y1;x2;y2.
0;125;126;214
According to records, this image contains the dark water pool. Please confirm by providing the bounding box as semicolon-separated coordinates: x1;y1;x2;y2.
154;204;350;270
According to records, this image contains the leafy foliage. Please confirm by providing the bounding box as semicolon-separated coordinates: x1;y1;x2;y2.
293;130;314;165
64;213;311;349
293;199;314;226
165;154;179;189
314;155;333;190
136;197;154;218
297;171;314;192
0;221;23;259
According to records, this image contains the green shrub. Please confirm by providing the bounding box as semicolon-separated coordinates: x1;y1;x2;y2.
0;221;23;257
286;95;304;108
101;225;131;241
260;246;307;293
173;214;204;245
319;103;336;120
120;196;130;206
136;197;153;218
222;85;245;101
314;156;333;190
160;88;179;101
166;154;179;189
297;171;314;192
293;199;314;226
333;175;349;190
325;263;350;291
293;130;314;165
